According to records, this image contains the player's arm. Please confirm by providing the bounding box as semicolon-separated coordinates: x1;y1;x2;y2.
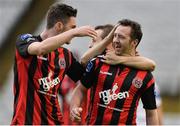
28;26;97;55
154;84;163;125
141;73;158;125
157;105;163;125
80;24;119;66
70;59;96;122
145;109;158;125
70;83;88;122
66;53;85;83
102;51;156;71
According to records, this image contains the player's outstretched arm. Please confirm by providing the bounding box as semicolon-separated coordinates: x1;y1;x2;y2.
145;109;159;125
102;51;156;71
28;26;97;56
70;83;87;122
80;24;120;66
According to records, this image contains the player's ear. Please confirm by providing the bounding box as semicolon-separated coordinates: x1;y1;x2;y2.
55;21;63;32
133;39;139;48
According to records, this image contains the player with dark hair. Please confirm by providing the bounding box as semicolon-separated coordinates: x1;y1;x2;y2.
11;3;97;125
70;19;158;125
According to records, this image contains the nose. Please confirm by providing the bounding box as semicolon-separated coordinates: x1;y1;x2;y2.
113;34;119;42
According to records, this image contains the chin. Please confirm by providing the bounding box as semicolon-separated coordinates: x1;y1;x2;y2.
115;49;122;56
65;42;71;45
115;52;121;56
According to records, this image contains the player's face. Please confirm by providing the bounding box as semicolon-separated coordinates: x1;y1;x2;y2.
88;29;103;48
62;17;76;44
113;25;133;56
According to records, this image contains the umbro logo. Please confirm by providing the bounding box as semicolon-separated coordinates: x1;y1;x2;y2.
100;71;112;76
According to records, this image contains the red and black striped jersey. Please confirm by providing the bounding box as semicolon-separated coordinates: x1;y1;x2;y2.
80;56;157;125
12;34;84;125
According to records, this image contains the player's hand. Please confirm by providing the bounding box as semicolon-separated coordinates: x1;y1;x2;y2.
70;107;83;122
73;26;97;40
101;51;122;65
105;23;120;41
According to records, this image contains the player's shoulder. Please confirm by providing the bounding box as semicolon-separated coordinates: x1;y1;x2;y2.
132;68;153;74
90;54;104;62
57;47;73;57
85;54;104;73
17;33;36;42
57;47;69;52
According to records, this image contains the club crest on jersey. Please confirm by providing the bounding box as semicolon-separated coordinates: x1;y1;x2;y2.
133;77;143;88
59;58;66;68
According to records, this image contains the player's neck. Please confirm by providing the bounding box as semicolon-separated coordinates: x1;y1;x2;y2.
121;50;136;57
40;28;58;40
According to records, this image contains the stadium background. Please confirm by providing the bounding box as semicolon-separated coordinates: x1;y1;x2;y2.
0;0;179;124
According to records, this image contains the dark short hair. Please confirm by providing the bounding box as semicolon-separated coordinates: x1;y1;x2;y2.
95;24;114;39
46;3;77;29
118;19;143;46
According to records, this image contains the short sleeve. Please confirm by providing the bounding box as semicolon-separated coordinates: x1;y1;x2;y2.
141;73;157;109
16;34;37;58
80;59;96;89
66;54;85;83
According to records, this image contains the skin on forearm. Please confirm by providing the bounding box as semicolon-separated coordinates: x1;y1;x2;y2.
28;26;97;56
70;83;87;110
157;106;163;125
102;51;156;71
146;109;159;125
119;56;156;71
28;29;75;56
81;37;111;66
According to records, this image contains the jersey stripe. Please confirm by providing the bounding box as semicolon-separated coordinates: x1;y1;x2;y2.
87;60;102;124
109;68;137;124
13;56;19;119
25;56;38;124
51;49;60;125
32;56;43;124
63;48;70;73
94;65;118;124
39;54;49;124
125;71;147;124
101;65;125;124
